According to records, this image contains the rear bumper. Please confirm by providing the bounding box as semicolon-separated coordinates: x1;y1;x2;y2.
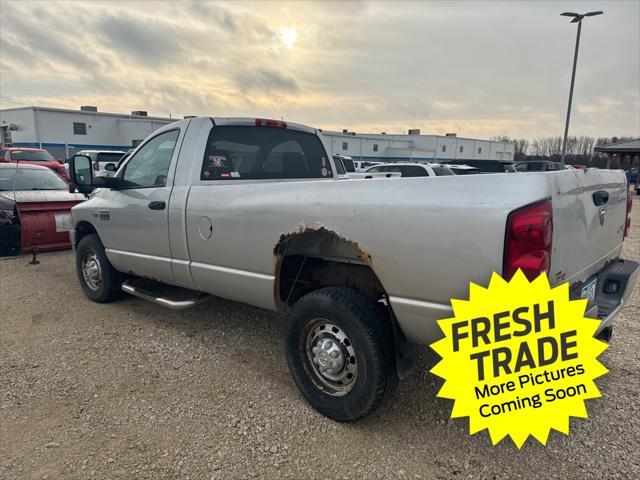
392;258;639;346
579;258;640;336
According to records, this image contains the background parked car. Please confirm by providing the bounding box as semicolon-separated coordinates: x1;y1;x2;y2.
333;154;356;173
353;160;383;172
364;162;454;177
65;149;126;177
444;164;481;175
442;159;515;173
0;147;68;180
0;163;85;256
515;161;564;172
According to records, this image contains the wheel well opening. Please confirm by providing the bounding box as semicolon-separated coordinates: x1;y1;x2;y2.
274;228;384;308
75;221;97;246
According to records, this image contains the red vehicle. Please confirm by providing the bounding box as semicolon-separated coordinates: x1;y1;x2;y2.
0;147;68;180
0;163;85;256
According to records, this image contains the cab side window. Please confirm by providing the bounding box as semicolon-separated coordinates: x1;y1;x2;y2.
122;130;179;188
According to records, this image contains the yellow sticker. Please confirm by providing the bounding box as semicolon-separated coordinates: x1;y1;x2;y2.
430;270;608;448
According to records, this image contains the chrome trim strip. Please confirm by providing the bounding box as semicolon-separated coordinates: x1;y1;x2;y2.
106;248;172;264
189;261;275;281
388;296;453;314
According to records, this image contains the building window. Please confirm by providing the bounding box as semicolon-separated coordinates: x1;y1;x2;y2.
373;144;378;152
459;146;464;153
478;147;482;154
342;142;348;151
441;145;446;153
73;122;87;135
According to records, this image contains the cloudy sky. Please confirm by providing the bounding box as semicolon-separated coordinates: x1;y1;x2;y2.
1;0;638;139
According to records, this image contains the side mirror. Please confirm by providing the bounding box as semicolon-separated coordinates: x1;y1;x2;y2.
104;163;117;172
69;154;94;194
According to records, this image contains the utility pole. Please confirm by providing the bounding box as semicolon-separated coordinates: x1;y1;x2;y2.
559;10;603;165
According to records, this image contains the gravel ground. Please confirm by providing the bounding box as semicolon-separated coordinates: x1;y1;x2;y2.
1;197;639;480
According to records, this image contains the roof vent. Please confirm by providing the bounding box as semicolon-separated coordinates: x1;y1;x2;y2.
342;129;348;134
183;115;196;119
80;105;97;112
408;129;420;135
445;133;457;137
131;111;148;117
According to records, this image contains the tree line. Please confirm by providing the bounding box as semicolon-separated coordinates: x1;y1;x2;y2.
491;136;638;168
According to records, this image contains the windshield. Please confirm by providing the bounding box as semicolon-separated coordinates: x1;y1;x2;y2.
0;166;68;191
10;150;54;162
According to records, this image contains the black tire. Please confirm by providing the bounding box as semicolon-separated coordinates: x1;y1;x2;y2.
75;233;122;303
286;287;398;422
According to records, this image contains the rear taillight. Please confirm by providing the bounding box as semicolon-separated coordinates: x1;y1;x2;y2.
624;191;632;237
503;200;553;281
255;118;287;128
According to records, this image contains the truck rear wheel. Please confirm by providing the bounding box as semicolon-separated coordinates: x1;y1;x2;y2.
76;233;122;303
286;287;397;421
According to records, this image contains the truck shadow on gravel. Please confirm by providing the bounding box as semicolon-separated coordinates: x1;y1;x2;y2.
111;292;452;429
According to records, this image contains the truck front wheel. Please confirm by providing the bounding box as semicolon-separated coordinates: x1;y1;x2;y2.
286;287;398;421
76;233;122;303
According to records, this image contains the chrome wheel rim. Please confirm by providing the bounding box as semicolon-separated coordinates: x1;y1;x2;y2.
304;319;357;396
81;251;102;291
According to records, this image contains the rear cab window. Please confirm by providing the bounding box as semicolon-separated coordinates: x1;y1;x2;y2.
201;126;332;180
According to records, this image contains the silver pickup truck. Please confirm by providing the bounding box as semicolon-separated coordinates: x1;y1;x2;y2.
68;117;638;421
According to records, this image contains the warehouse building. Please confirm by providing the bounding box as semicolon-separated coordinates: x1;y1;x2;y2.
321;129;515;162
0;105;514;162
0;106;175;158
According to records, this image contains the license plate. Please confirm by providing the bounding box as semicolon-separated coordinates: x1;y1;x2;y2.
54;213;72;232
581;278;597;303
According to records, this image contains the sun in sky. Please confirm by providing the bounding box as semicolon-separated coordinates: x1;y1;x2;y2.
281;27;298;47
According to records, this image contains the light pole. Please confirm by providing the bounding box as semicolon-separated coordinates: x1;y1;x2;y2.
559;10;603;165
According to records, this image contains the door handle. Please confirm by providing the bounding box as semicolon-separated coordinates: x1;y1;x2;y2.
148;201;166;210
592;191;609;207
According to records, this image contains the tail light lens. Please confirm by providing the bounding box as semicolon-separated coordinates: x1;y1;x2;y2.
255;118;287;128
503;200;553;281
624;191;632;237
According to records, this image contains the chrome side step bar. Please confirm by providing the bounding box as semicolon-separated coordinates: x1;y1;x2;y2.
121;278;209;310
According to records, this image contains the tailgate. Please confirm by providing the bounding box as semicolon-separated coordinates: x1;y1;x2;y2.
547;168;628;286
